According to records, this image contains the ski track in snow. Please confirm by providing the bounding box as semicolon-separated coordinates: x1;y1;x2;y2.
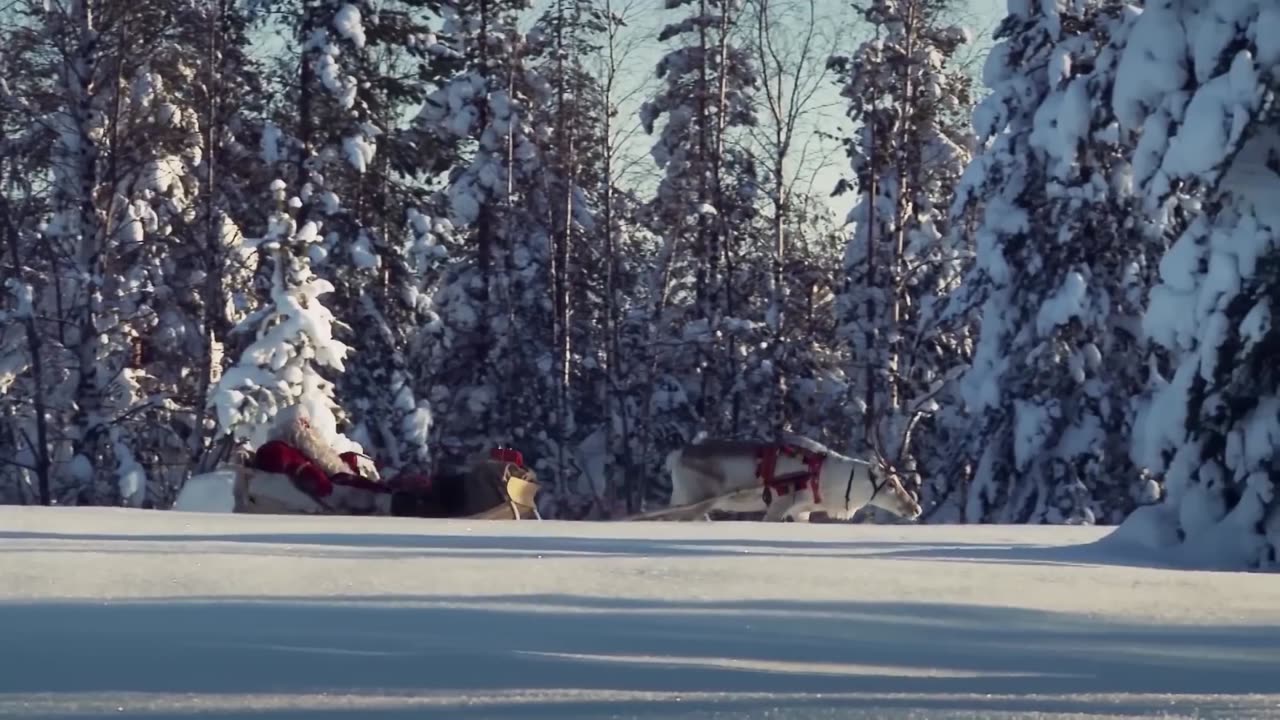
1;507;1278;719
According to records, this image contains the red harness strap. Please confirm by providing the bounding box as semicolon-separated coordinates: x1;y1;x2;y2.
755;444;826;505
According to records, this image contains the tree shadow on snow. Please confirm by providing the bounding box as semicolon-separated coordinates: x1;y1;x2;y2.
0;593;1275;718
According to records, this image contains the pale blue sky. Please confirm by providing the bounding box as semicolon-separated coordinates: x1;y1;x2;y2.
808;0;1004;220
596;0;1008;223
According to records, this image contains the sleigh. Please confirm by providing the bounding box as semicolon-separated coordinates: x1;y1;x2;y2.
231;454;542;521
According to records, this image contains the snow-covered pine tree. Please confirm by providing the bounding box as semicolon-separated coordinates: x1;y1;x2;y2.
250;0;445;474
536;0;672;513
945;0;1156;525
827;0;974;513
210;188;360;457
0;39;53;503
1120;2;1280;569
750;192;851;448
640;0;759;445
412;0;561;479
0;0;236;505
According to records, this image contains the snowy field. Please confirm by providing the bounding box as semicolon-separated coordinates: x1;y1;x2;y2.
1;507;1279;719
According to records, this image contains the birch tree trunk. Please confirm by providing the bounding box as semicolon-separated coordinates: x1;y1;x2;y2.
63;0;112;501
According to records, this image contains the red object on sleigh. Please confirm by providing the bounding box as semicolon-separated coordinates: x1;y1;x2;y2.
489;447;525;468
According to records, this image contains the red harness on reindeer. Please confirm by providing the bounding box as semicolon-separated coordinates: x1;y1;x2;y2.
755;444;827;506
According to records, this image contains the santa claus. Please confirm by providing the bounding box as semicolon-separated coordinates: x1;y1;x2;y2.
236;410;391;514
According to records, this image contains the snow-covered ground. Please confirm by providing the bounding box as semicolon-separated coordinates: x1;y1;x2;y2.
2;507;1278;719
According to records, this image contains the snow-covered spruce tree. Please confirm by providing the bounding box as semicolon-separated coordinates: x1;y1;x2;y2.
640;0;760;446
156;0;274;490
1119;3;1280;569
827;0;974;514
251;0;445;474
945;1;1156;525
412;0;562;478
102;0;285;505
211;188;360;456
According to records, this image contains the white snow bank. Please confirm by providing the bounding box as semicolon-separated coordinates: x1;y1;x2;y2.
171;470;237;513
1103;478;1277;572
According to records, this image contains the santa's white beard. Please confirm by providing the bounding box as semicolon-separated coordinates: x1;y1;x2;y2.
268;412;351;478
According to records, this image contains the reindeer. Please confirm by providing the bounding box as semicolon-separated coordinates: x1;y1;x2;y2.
630;416;926;522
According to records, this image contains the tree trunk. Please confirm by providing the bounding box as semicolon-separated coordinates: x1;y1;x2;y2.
694;0;715;426
0;197;52;505
601;0;634;513
66;0;108;502
190;0;227;475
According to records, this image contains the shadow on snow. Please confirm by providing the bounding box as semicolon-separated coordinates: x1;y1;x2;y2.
0;593;1275;716
0;528;1173;569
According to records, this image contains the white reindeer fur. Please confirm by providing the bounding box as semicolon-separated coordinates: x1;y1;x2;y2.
662;442;921;522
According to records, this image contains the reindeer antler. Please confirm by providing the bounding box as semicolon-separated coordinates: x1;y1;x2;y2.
889;366;964;471
868;400;933;479
867;367;962;482
895;408;926;472
866;417;890;467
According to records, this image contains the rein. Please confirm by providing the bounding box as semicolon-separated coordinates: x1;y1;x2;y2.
844;462;886;514
843;463;856;510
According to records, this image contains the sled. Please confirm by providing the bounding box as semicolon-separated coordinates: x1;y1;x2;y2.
231;456;542;520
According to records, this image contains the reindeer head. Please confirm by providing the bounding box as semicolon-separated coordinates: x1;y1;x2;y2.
867;412;926;521
865;466;923;519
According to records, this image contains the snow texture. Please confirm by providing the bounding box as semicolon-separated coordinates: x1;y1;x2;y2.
0;507;1277;719
948;1;1155;526
333;4;366;49
172;470;239;513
